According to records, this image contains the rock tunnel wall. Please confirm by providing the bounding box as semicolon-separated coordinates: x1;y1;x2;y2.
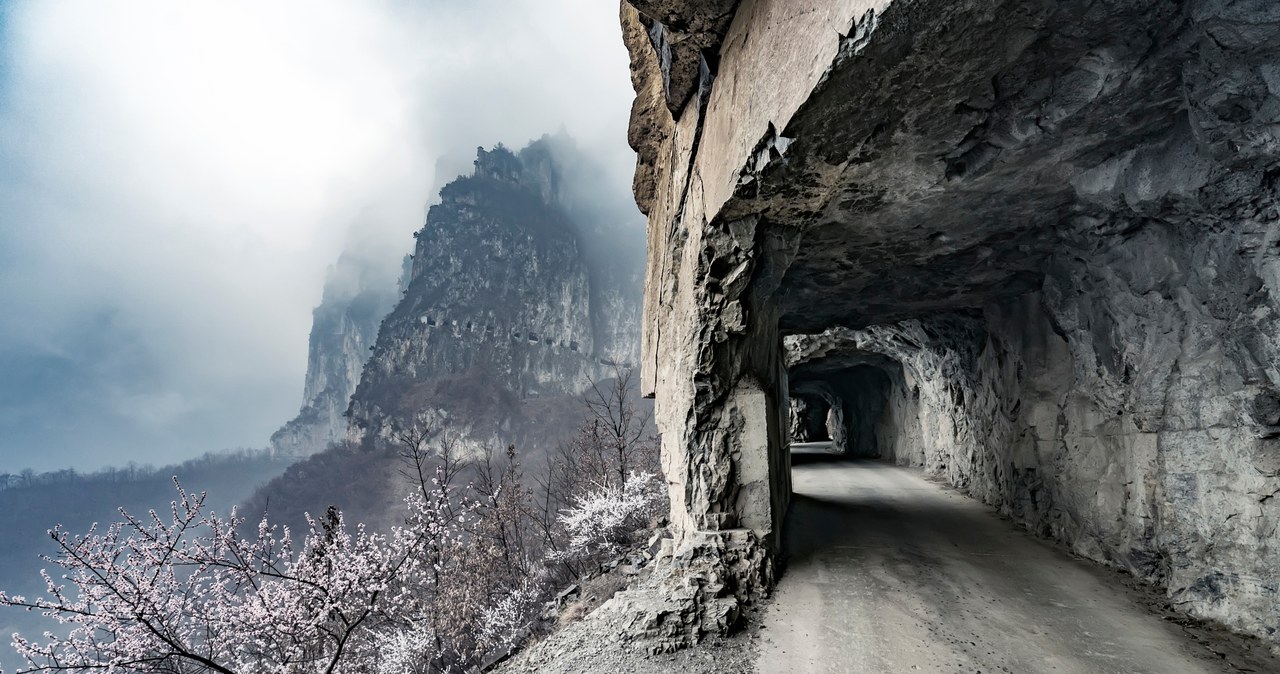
621;0;1280;646
789;228;1280;642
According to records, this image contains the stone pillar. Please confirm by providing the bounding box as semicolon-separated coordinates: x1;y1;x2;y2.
639;211;793;637
789;392;832;442
624;0;796;615
619;0;832;644
807;397;831;441
842;366;893;457
789;397;810;443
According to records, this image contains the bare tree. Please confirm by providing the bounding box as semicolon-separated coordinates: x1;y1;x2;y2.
396;423;468;518
587;366;657;486
546;366;658;508
532;367;665;578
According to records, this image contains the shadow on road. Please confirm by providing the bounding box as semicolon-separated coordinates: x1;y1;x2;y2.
789;451;860;466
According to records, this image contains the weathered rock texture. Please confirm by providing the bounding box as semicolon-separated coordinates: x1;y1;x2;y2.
624;0;1280;646
347;138;642;451
270;252;401;456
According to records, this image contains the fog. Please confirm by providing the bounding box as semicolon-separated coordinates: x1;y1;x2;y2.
0;0;641;472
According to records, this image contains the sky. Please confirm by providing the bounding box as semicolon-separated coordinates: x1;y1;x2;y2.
0;0;641;473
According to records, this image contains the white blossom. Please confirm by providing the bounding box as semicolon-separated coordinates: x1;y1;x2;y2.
1;374;663;673
553;471;664;564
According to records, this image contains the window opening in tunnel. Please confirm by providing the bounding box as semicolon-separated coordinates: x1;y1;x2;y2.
788;393;831;442
788;363;898;461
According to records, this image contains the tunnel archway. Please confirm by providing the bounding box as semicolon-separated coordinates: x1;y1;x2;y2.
622;0;1280;645
788;393;830;443
789;359;900;459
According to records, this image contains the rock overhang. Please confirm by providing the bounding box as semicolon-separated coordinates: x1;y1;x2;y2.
786;342;903;388
620;0;1280;647
638;0;1280;336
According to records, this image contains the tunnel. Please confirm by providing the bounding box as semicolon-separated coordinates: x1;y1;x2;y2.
787;392;830;443
789;364;894;459
621;0;1280;652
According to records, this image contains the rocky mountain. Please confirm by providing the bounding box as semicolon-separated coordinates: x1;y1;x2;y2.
255;134;644;537
346;137;643;452
269;252;403;456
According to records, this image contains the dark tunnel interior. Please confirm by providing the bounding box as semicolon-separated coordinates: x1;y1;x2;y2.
789;364;896;458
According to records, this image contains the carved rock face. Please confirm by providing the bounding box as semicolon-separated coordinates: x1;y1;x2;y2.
623;0;1280;646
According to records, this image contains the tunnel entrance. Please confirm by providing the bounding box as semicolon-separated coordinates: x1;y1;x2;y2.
788;393;830;442
789;363;896;459
622;0;1280;648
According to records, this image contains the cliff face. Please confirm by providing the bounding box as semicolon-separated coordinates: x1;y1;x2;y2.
347;138;641;450
270;254;401;456
621;0;1280;648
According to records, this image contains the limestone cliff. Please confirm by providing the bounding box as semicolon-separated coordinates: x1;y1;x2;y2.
270;253;401;456
347;138;642;451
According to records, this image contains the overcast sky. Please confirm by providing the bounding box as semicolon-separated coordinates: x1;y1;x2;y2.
0;0;640;472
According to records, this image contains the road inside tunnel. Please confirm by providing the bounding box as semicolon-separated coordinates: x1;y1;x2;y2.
790;364;894;458
754;443;1250;674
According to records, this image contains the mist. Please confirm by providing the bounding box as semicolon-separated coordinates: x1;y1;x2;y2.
0;0;641;472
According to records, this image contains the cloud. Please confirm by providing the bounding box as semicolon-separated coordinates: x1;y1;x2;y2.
0;0;640;471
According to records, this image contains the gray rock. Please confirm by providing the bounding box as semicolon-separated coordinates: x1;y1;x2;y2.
346;137;643;451
269;251;401;456
622;0;1280;649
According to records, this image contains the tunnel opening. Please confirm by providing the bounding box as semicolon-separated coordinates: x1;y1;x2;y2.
788;393;830;443
622;0;1280;645
789;359;901;460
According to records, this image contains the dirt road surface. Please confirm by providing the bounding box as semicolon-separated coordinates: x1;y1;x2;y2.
756;444;1269;674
